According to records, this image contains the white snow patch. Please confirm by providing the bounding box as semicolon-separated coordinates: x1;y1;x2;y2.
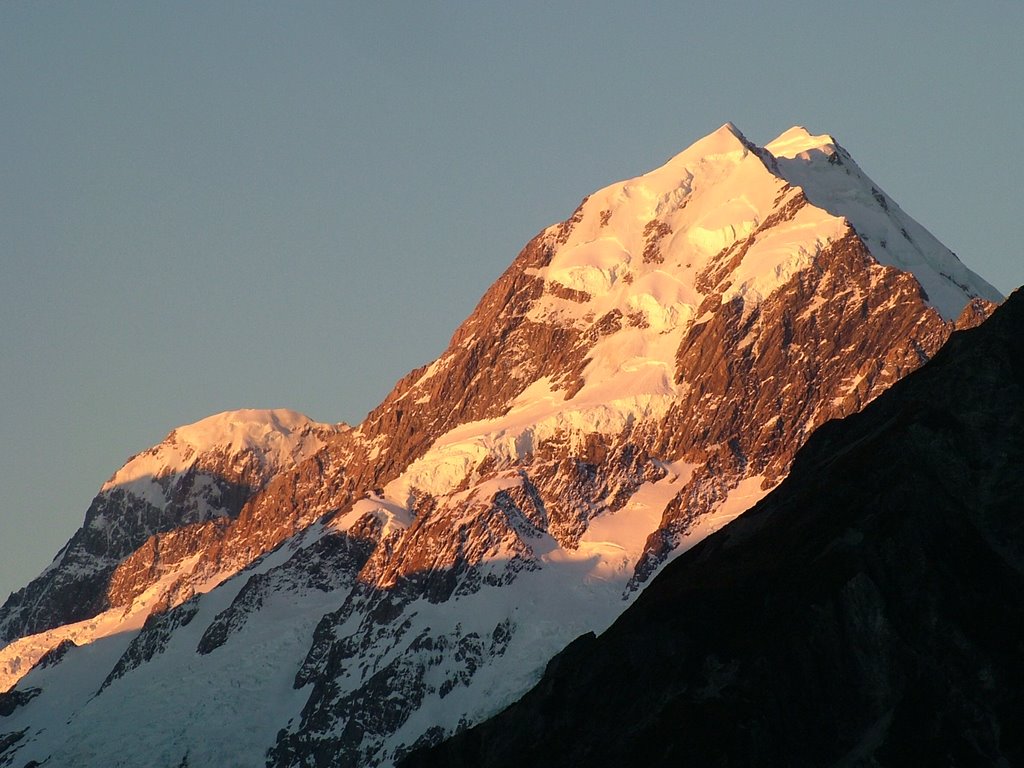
103;408;335;498
577;460;696;581
678;475;774;557
330;494;415;536
546;237;630;296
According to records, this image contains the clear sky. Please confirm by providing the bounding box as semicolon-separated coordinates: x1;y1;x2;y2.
2;1;1022;601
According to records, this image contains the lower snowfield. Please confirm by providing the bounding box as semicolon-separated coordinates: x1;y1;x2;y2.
2;464;769;767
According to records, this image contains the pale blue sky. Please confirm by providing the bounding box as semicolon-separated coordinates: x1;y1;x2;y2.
2;1;1022;599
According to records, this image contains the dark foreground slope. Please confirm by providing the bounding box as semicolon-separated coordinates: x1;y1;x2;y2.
403;288;1024;768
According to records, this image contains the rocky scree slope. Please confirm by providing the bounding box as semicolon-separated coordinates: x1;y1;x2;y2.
0;123;1002;768
404;287;1024;768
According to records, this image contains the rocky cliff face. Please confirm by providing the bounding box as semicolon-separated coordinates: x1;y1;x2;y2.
403;288;1024;768
0;124;1003;768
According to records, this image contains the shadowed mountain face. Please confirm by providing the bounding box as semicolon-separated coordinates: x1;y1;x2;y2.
403;289;1024;768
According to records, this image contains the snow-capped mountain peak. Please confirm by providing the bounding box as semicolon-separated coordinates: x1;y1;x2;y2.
0;123;1006;768
670;120;752;158
0;408;343;683
103;408;338;498
173;408;330;455
764;125;1001;319
764;124;840;158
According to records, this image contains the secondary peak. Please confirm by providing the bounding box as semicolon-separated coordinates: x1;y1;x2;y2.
765;125;839;159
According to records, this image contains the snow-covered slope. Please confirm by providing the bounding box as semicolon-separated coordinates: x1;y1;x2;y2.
102;409;333;505
0;409;341;687
766;125;999;318
0;124;1001;768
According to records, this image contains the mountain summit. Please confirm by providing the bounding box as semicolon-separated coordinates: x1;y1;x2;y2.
0;124;1002;767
